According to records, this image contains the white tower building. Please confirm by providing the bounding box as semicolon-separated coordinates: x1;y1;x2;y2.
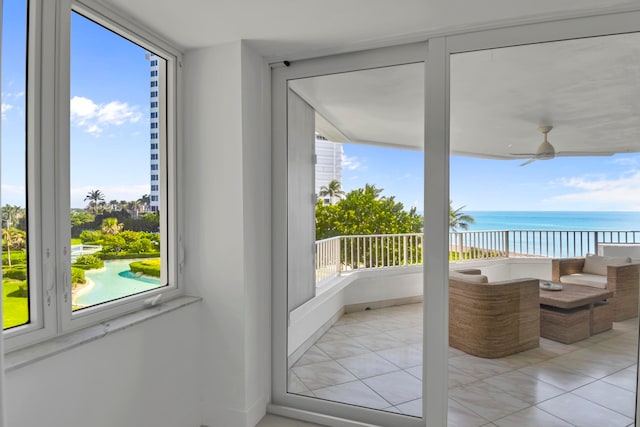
148;53;160;212
315;137;344;204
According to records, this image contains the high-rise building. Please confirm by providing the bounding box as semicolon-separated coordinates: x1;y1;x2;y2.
315;137;344;204
147;53;160;212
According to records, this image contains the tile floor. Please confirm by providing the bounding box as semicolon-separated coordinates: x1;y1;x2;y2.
287;303;639;426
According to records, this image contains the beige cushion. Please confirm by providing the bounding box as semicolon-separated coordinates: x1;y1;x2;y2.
559;273;607;289
582;254;629;276
449;270;489;284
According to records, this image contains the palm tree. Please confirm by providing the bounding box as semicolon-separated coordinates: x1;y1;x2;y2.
101;217;123;235
2;205;25;267
2;204;25;229
449;200;475;231
364;183;384;199
2;228;26;267
318;179;345;204
127;200;142;218
84;189;105;214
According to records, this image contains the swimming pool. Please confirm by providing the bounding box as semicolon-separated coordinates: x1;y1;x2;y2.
74;259;163;307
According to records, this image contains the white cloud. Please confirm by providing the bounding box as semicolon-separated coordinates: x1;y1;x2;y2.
545;170;640;210
343;154;362;171
611;156;640;166
2;103;13;119
70;96;142;135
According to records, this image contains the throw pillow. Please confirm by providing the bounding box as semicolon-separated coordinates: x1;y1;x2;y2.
583;253;630;276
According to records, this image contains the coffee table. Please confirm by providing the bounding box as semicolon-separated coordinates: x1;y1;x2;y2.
539;282;614;344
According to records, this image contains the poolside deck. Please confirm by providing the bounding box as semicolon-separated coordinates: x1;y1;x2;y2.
288;303;638;426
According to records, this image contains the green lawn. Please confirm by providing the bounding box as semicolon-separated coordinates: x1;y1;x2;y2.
3;278;29;329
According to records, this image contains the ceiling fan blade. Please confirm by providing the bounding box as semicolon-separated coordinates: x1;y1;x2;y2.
508;153;537;158
555;151;615;157
520;158;537;166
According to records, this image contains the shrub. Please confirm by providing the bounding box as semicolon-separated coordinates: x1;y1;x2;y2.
100;252;159;260
3;251;27;266
101;235;126;254
73;255;104;270
128;238;153;254
79;230;102;243
3;265;27;281
7;283;28;298
129;259;161;278
71;267;86;285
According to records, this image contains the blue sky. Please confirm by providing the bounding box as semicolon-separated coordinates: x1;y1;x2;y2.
341;144;640;212
2;3;154;208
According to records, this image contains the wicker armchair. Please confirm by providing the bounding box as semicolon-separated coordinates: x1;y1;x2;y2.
552;257;639;321
449;270;540;358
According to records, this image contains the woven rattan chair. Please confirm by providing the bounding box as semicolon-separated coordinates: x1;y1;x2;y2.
449;270;540;358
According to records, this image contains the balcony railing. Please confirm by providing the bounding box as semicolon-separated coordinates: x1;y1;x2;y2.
316;230;640;285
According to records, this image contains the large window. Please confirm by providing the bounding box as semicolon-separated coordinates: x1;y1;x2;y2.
2;0;29;330
3;1;180;349
69;12;166;311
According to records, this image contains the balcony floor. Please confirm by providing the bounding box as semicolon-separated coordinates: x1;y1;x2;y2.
287;303;638;426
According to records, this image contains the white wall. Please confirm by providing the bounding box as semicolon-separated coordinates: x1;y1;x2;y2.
182;41;271;427
5;305;201;427
240;41;272;424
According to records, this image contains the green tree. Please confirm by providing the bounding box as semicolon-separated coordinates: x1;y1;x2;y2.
84;189;105;214
316;184;423;268
449;200;475;231
318;179;345;204
2;205;25;232
71;210;95;227
108;200;120;212
316;184;422;239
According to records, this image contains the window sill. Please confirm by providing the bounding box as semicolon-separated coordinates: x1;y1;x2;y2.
5;295;201;372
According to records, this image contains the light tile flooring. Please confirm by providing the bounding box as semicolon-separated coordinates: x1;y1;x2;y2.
287;303;639;426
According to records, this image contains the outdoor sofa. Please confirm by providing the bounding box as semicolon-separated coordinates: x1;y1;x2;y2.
552;254;639;321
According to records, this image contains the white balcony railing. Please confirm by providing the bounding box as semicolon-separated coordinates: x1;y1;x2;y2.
316;230;640;284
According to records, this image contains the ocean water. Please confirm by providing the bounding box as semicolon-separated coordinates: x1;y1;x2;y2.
465;211;640;232
455;211;640;257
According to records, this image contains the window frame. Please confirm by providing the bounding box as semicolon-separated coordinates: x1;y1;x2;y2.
4;0;183;350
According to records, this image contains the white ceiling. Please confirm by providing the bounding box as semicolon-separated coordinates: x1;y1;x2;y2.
451;33;640;159
289;32;640;159
99;0;636;58
289;63;425;151
99;0;640;159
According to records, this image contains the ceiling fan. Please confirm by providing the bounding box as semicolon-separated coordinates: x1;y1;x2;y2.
511;126;613;166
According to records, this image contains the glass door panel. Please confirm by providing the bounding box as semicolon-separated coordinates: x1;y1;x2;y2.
286;62;425;417
448;33;640;426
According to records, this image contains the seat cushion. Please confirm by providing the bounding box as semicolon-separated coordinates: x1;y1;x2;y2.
449;270;488;283
559;273;607;289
